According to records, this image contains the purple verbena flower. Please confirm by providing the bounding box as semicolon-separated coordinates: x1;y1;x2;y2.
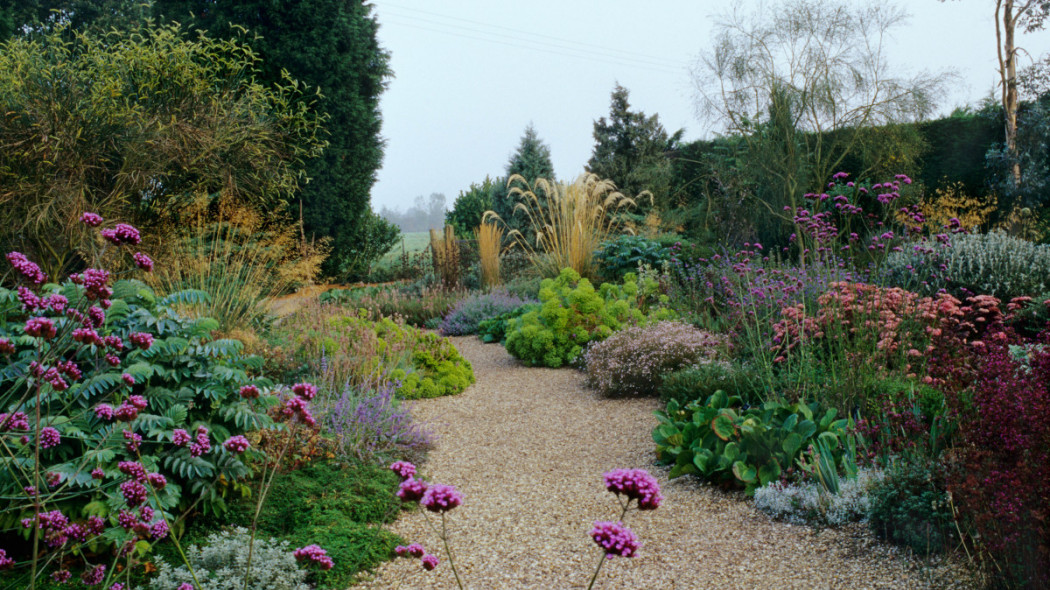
420;483;462;512
590;521;639;558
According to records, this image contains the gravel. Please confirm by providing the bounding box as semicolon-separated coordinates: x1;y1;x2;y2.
353;336;978;589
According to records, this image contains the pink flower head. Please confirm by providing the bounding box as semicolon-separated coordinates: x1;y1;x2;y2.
0;411;29;431
421;483;463;513
239;384;260;399
177;584;194;590
292;382;318;400
223;435;250;453
590;521;639;558
118;461;147;482
80;212;103;227
397;478;428;502
91;467;105;479
0;338;14;355
105;353;121;367
127;395;148;410
602;468;663;510
81;564;106;586
101;223;141;246
132;252;153;272
120;480;148;507
123;429;142;453
114;403;139;422
147;472;167;491
7;252;47;284
25;317;56;339
0;548;12;570
150;519;169;540
390;461;416;480
40;426;61;449
129;332;153;350
294;544;334;570
94;404;115;421
421;554;439;571
171;428;190;446
122;373;135;386
51;570;72;583
18;286;42;311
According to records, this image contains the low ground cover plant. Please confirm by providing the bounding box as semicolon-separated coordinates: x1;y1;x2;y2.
583;321;726;397
657;362;764;406
319;284;470;327
476;303;540;344
504;268;674;367
753;468;885;527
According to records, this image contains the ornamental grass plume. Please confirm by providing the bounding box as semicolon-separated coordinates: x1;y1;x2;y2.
485;173;639;280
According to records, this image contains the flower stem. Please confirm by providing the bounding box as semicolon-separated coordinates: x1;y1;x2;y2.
585;551;608;590
441;512;465;590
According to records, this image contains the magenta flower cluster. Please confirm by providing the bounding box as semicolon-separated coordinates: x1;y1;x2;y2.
390;460;416;480
421;483;463;513
223;435;250;453
590;521;640;559
394;542;439;571
602;468;663;510
293;544;334;570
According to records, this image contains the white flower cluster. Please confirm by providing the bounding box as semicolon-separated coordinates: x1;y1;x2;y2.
149;527;310;590
753;469;885;527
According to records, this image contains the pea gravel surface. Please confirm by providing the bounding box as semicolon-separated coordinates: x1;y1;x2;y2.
354;337;977;590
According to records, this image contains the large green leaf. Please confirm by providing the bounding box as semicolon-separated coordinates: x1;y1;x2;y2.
732;461;757;483
711;413;737;441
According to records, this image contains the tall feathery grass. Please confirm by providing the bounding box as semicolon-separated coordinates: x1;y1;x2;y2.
475;222;503;288
146;203;326;333
430;224;461;288
486;173;637;279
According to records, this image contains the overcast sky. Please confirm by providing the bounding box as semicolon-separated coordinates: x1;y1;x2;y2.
368;0;1050;212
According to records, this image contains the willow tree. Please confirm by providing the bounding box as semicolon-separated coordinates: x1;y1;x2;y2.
692;0;951;248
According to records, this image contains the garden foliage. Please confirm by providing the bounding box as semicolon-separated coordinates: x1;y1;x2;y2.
149;528;311;590
657;362;763;406
504;268;674;367
582;321;725;397
594;235;673;284
653;392;856;495
439;290;535;336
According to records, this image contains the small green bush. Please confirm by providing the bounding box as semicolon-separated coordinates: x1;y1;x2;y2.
594;235;672;283
319;284;469;327
658;362;764;406
868;461;955;556
504;268;674;367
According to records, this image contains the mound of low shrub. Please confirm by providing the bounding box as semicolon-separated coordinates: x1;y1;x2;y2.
439;290;535;336
319;284;469;327
868;461;955;556
658;362;764;406
504;268;674;367
477;303;540;344
594;235;673;283
883;231;1050;300
150;528;311;590
583;321;725;397
275;304;474;400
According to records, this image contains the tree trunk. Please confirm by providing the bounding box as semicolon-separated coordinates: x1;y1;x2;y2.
997;0;1023;186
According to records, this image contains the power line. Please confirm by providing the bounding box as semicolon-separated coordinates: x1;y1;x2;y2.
374;3;689;75
382;17;684;75
377;2;687;68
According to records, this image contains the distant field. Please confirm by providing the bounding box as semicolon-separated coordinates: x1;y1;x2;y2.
378;231;431;266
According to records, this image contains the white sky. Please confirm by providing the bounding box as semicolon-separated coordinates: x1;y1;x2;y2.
368;0;1050;211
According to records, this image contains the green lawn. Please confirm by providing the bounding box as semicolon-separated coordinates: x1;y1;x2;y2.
378;230;431;266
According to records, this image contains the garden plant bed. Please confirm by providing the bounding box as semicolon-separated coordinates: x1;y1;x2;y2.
355;337;976;589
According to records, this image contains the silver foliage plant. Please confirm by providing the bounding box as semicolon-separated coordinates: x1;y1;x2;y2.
753;469;885;527
883;231;1050;300
148;528;309;590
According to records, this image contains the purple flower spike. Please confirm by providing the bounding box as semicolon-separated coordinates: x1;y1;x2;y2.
603;468;663;510
590;521;639;558
420;483;463;512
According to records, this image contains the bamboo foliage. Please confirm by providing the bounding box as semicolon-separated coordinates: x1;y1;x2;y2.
475;222;504;288
429;224;460;288
484;173;636;279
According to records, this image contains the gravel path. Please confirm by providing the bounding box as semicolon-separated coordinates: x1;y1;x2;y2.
354;337;975;590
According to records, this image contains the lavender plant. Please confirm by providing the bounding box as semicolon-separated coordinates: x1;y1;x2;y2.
438;290;535;336
321;380;433;464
